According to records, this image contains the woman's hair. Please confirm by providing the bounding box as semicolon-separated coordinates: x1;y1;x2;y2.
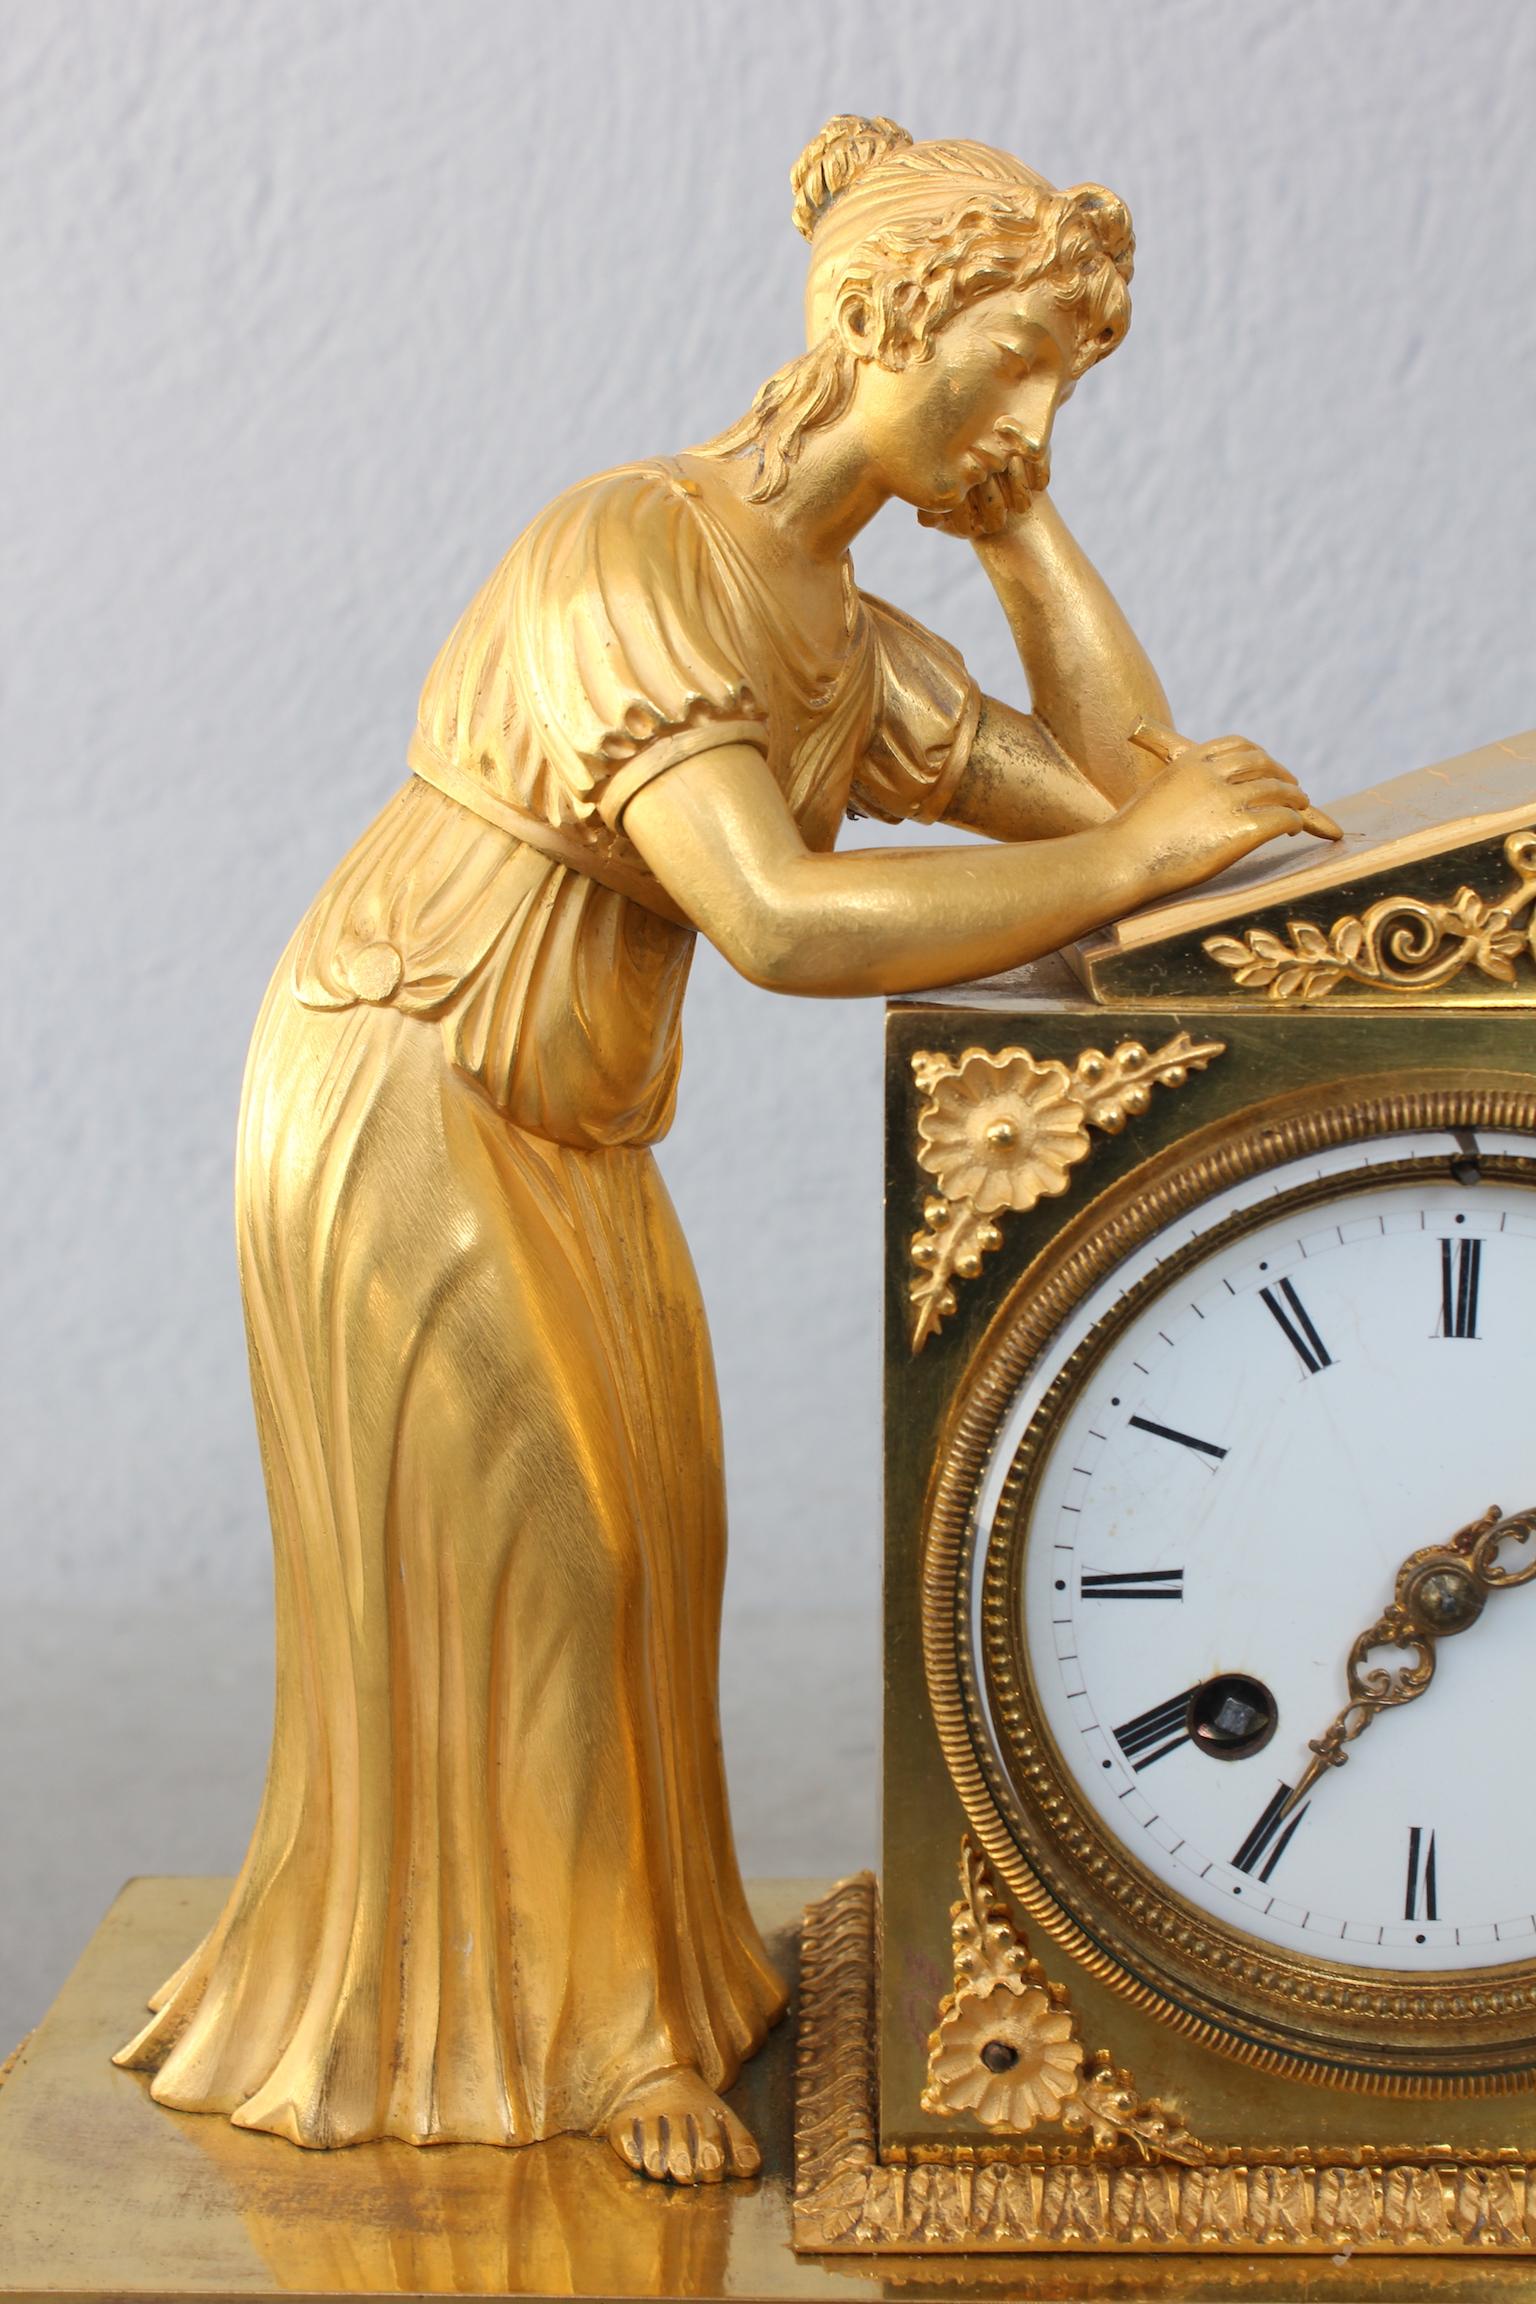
708;114;1134;501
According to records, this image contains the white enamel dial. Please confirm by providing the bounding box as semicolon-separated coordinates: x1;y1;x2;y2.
982;1129;1536;1976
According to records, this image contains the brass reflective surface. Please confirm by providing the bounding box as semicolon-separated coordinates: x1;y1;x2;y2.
4;1879;810;2302
7;1880;1535;2302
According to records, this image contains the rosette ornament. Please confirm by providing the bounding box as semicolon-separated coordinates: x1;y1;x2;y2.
916;1052;1090;1214
909;1032;1225;1348
926;1975;1084;2130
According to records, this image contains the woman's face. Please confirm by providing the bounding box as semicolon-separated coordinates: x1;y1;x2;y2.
852;281;1081;513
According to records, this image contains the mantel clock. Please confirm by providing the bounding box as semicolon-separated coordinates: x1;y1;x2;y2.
794;729;1536;2260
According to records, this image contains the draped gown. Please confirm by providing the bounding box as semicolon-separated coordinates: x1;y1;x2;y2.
115;459;980;2147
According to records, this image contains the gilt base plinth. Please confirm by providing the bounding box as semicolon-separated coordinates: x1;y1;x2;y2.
2;1877;1532;2301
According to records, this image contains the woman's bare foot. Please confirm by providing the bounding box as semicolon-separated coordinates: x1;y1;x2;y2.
603;2064;761;2185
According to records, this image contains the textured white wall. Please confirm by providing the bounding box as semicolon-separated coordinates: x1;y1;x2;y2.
2;0;1532;2049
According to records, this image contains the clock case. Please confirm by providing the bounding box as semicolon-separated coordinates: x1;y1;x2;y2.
793;730;1536;2257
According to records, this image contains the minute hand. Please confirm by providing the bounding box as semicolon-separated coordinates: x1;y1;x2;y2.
1281;1504;1536;1820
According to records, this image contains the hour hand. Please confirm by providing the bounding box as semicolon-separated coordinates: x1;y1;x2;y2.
1281;1503;1536;1817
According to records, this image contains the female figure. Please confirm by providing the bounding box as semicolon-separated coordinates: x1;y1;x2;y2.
117;117;1319;2184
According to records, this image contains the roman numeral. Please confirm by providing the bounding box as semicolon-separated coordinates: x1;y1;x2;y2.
1113;1686;1199;1770
1127;1414;1228;1461
1439;1239;1482;1339
1259;1278;1332;1374
1406;1826;1439;1921
1080;1568;1185;1601
1233;1783;1309;1880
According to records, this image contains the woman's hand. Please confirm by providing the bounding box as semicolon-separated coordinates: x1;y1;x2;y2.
1115;727;1338;898
919;447;1047;541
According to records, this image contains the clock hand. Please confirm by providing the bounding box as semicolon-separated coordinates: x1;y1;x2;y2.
1279;1503;1536;1820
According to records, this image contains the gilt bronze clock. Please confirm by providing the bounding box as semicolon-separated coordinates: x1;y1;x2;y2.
794;729;1536;2258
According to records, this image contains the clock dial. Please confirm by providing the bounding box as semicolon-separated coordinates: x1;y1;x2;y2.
972;1131;1536;2000
953;1124;1536;2064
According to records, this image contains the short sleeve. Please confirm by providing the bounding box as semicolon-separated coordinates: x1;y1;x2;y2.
849;594;982;827
412;466;770;839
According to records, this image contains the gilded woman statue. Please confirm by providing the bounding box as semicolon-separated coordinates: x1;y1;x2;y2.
116;117;1320;2184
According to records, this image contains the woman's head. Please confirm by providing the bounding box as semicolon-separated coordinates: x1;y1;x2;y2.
712;115;1134;506
795;116;1131;366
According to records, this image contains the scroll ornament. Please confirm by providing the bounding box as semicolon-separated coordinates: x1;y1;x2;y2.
1203;829;1536;1000
909;1033;1225;1348
923;1839;1202;2163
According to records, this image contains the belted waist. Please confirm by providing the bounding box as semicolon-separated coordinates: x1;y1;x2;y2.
407;732;693;931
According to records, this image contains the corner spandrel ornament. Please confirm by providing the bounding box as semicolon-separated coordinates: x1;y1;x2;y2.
908;1033;1225;1347
922;1838;1203;2161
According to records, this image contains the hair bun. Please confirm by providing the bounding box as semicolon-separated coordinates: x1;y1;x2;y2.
1067;183;1134;270
790;114;913;240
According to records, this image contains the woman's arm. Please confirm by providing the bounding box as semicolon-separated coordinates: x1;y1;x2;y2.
941;694;1118;840
623;737;1315;999
936;492;1342;844
967;489;1170;810
910;480;1188;839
